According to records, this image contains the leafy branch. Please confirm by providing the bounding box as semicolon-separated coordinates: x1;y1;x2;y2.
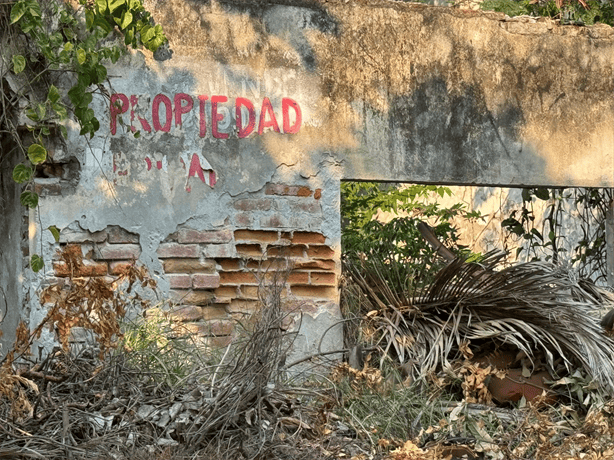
1;0;166;271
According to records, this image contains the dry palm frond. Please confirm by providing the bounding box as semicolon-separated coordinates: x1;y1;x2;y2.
345;251;614;391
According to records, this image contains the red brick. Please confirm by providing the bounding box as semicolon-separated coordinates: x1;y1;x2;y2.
218;259;242;270
34;178;63;195
204;243;234;258
233;198;273;211
109;261;135;275
234;213;252;227
290;201;321;213
294;259;336;271
236;244;263;257
163;258;216;274
169;305;204;322
306;245;335;259
265;183;313;197
219;271;258;285
203;306;229;320
192;273;220;289
168;274;192;289
227;299;260;314
53;260;108;277
96;243;141;260
170;289;214;305
157;243;199;258
239;285;260;299
178;228;232;244
285;271;310;284
214;286;239;298
291;285;337;300
292;232;326;244
267;245;306;258
310;272;337;286
107;226;139;244
314;189;322;200
246;258;291;271
59;229;107;244
234;230;279;243
260;215;287;228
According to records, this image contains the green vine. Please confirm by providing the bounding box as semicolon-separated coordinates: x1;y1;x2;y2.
1;0;166;271
502;188;613;283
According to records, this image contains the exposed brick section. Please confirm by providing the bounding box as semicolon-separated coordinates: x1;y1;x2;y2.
314;189;322;200
219;271;258;285
292;232;326;245
203;243;234;258
192;273;221;289
96;243;141;260
214;286;239;298
157;243;200;258
233;198;273;211
169;305;204;322
236;244;263;257
107;226;139;244
217;259;242;271
178;228;232;244
295;259;336;271
60;229;107;244
291;285;338;299
306;245;335;259
54;260;108;277
168;274;192;289
310;272;337;286
170;289;214;305
109;261;135;275
234;230;279;243
163;259;216;274
267;245;306;258
265;183;313;197
34;178;62;196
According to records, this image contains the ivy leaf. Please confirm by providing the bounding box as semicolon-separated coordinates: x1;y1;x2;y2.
48;225;61;243
12;164;33;183
96;0;108;14
12;55;26;74
76;48;87;65
108;0;126;13
59;125;68;139
28;143;47;165
48;84;60;103
94;64;107;83
535;188;550;200
120;10;133;29
30;254;44;272
20;190;39;209
521;188;532;202
10;1;26;24
52;102;68;120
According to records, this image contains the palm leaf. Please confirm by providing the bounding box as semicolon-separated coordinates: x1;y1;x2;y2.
345;251;614;391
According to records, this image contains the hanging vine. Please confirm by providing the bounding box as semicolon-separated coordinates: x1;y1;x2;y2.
0;0;166;271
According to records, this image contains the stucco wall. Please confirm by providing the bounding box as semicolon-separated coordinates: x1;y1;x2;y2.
26;0;614;356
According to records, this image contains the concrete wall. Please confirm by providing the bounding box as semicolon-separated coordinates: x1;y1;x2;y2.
26;0;614;356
